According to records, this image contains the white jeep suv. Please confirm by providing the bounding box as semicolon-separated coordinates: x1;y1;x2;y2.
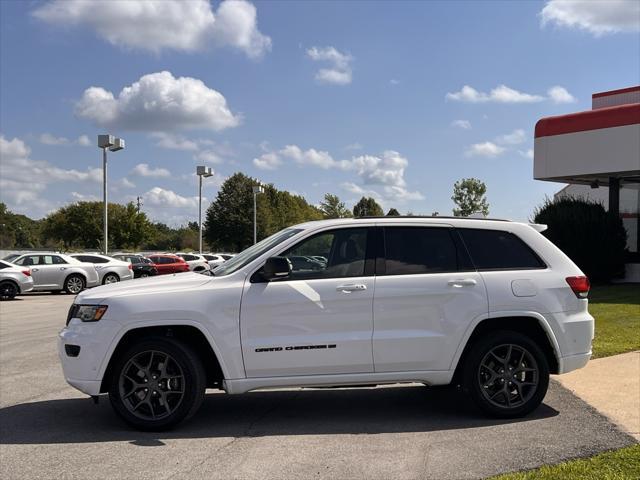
59;217;593;430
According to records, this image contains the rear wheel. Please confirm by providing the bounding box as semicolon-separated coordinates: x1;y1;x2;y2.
103;273;120;285
64;274;85;294
0;281;18;300
463;330;549;418
139;272;149;278
108;337;206;431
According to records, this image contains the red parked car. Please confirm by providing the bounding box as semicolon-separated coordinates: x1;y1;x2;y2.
147;254;190;275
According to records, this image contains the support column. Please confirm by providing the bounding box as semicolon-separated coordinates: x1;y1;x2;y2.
609;177;620;216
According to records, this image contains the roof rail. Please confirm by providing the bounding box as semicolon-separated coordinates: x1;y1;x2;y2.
355;215;511;222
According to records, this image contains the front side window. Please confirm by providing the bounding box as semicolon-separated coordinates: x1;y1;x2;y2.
458;228;546;270
213;228;303;277
383;227;458;275
279;228;369;280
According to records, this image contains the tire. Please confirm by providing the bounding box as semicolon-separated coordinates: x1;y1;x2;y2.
463;330;549;418
64;274;86;294
0;281;18;300
139;273;149;278
108;337;206;431
102;272;120;285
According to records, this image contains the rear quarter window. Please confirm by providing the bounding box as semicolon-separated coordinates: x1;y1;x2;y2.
458;228;546;270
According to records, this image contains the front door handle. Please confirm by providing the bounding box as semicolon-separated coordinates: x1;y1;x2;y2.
31;268;39;272
59;267;67;271
336;284;367;293
447;279;477;287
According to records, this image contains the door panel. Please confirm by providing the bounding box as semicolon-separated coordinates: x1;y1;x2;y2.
241;276;375;377
372;226;488;372
373;272;487;371
240;226;375;378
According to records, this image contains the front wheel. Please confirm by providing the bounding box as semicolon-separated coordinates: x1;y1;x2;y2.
463;330;549;418
108;337;206;431
0;281;18;300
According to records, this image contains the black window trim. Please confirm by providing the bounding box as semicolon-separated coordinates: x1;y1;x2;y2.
456;228;548;272
378;225;474;277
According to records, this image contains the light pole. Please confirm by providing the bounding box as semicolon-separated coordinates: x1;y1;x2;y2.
97;135;125;255
196;166;214;254
252;184;264;244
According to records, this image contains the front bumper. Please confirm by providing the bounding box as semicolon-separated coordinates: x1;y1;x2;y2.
58;318;122;396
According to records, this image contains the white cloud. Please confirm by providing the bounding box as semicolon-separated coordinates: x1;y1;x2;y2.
194;149;224;164
76;134;91;146
33;0;271;57
151;132;199;151
465;142;506;157
143;187;199;209
39;133;92;146
344;142;363;151
496;129;526;145
447;85;544;103
451;119;472;129
547;85;577;104
446;84;576;105
390;79;400;85
39;133;69;145
253;152;282;170
519;149;534;160
307;46;353;85
256;144;423;202
0;135;102;215
280;145;345;169
131;163;171;178
70;191;100;202
118;178;136;189
75;71;241;132
541;0;640;36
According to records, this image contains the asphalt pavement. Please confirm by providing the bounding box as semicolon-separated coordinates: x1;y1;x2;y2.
0;294;635;480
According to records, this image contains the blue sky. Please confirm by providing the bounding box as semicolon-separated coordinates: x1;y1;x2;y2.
1;0;638;225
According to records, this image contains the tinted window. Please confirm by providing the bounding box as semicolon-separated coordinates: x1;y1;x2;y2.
279;228;368;280
158;256;177;264
458;229;545;270
384;227;458;275
0;262;8;269
181;254;197;261
51;255;67;264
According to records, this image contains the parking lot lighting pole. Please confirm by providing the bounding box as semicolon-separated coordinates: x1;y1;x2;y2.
252;184;264;244
196;166;213;254
97;135;125;255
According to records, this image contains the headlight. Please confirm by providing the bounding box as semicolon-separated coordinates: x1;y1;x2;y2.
69;305;108;323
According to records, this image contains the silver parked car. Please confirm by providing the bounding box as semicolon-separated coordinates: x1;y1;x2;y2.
70;254;134;284
12;253;99;294
175;253;211;273
0;260;34;300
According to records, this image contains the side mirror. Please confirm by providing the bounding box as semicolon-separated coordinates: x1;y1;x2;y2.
262;256;291;281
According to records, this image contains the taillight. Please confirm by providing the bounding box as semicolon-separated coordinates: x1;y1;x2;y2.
128;264;133;270
22;269;31;277
566;276;590;298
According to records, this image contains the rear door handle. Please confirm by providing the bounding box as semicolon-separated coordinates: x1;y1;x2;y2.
336;284;367;293
447;279;477;287
31;268;39;272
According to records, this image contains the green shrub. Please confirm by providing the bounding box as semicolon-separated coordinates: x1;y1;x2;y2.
533;197;627;282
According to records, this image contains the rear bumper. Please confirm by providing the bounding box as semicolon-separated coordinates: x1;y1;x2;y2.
558;351;591;374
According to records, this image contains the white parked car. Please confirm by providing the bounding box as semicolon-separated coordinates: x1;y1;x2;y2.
59;217;594;430
70;254;134;285
175;253;211;273
0;260;34;300
13;253;99;294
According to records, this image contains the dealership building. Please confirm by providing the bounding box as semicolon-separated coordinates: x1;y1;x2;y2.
534;86;640;281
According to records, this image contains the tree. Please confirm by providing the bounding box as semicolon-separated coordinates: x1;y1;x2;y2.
0;202;42;249
353;197;384;217
386;208;400;216
42;201;152;250
204;172;323;252
320;194;352;218
452;178;489;216
533;197;627;281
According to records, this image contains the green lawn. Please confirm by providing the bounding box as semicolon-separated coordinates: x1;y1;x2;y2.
490;444;640;480
589;284;640;358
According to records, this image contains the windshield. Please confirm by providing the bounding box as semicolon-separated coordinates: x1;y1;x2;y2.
213;228;302;276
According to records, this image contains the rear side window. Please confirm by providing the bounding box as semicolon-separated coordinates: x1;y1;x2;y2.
383;227;459;275
458;229;546;270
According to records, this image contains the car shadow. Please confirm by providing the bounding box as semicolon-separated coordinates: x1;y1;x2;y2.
0;385;558;445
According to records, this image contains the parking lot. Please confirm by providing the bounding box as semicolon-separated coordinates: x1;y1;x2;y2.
0;294;635;480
